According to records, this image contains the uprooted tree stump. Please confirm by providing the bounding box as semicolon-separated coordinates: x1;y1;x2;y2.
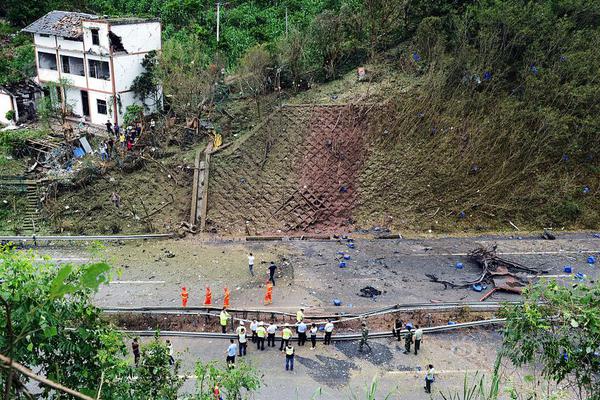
426;245;550;298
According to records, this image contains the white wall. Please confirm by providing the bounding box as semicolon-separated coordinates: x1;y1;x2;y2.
33;34;56;49
110;22;161;54
88;91;114;125
56;36;84;52
82;21;111;56
0;93;15;124
112;54;146;92
64;87;83;118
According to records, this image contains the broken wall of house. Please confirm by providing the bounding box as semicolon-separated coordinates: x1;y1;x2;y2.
110;22;161;54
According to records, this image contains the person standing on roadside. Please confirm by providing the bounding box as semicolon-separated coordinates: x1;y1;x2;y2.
236;323;248;356
392;318;403;341
250;319;258;343
297;320;307;346
166;340;174;366
279;325;293;351
248;253;255;276
424;364;435;393
267;322;278;347
285;343;295;371
309;323;318;350
132;338;140;366
256;322;266;350
324;320;334;345
219;307;230;333
359;322;371;352
268;261;277;285
414;325;423;355
226;339;237;368
404;327;414;354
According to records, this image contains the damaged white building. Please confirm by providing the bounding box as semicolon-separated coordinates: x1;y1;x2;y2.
23;11;162;125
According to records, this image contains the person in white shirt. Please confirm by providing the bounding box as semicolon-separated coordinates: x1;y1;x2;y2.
250;320;258;343
297;321;307;346
226;339;238;368
324;320;334;345
309;323;318;350
267;322;278;347
248;253;255;276
236;323;248;356
425;364;435;393
414;325;423;355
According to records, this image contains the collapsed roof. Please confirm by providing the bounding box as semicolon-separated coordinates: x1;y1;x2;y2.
0;80;43;97
22;11;99;39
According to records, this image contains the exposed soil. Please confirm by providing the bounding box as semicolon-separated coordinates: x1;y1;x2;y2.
107;308;497;333
41;147;195;234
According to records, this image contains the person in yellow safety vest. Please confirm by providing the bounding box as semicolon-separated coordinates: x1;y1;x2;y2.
256;322;266;351
296;308;305;323
285;343;295;371
220;307;230;333
279;325;293;352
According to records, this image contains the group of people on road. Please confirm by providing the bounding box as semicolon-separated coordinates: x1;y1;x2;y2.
218;308;336;372
392;318;425;356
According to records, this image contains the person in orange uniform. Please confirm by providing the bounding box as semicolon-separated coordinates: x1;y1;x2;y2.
204;286;212;306
264;281;273;305
223;287;230;308
181;287;189;307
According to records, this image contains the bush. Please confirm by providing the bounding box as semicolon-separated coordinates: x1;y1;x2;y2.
4;110;15;122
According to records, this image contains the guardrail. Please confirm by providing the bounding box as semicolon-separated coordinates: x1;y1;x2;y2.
0;233;175;242
119;318;507;341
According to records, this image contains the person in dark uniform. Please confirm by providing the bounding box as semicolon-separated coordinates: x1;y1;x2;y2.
404;327;413;354
268;262;277;285
392;318;403;341
359;322;371;352
132;338;140;366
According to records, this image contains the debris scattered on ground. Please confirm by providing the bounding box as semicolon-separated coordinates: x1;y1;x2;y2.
426;245;549;300
358;286;382;298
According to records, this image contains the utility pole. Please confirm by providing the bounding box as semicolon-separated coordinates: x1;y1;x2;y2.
285;7;288;38
216;2;221;42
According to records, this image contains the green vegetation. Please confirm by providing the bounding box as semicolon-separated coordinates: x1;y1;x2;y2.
500;280;600;399
0;23;35;86
0;0;598;232
0;248;264;399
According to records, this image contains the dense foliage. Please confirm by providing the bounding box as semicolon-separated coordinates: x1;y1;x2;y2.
500;281;600;399
0;248;184;399
0;25;35;85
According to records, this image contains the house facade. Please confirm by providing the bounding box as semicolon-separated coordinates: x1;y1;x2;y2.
23;11;161;125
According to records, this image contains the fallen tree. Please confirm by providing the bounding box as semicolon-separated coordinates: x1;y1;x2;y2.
426;245;549;297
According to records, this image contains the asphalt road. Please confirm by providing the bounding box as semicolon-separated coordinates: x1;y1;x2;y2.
29;233;598;399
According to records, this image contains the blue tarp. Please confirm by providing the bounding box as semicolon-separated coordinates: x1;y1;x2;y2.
73;147;85;158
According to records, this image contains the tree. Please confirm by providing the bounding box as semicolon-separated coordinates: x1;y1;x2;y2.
0;247;183;399
277;28;308;91
193;360;261;400
0;246;121;398
157;34;221;123
131;51;162;111
500;281;600;400
237;44;272;119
